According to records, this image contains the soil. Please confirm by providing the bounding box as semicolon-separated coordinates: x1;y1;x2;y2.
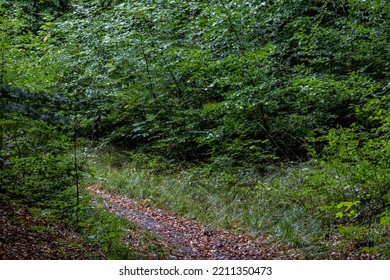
87;185;301;260
0;198;105;260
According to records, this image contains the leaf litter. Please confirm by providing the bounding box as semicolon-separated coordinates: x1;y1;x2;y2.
0;200;105;260
87;184;301;260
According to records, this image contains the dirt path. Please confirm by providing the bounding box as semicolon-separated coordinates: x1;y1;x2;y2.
87;185;301;260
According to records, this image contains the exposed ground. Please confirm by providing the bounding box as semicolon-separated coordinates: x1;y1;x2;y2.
0;198;105;260
87;184;301;260
2;184;380;260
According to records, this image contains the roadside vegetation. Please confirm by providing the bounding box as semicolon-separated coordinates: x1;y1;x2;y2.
91;148;389;259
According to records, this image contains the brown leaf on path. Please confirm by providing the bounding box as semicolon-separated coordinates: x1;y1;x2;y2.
87;184;301;260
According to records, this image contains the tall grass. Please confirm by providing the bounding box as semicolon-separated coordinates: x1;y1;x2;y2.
89;150;323;252
88;148;389;259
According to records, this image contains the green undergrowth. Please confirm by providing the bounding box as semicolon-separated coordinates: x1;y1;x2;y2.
90;148;390;259
1;185;171;260
3;0;389;260
0;115;170;260
75;189;173;260
66;190;171;259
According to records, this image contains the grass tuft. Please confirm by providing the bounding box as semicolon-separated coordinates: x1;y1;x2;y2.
88;148;390;259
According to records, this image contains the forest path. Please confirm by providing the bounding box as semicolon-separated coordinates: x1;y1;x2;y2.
87;185;300;260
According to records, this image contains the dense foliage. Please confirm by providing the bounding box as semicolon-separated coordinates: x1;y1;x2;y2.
1;0;389;258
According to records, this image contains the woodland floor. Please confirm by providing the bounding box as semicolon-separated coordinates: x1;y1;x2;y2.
1;186;300;260
87;184;302;260
0;197;105;260
2;184;380;260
